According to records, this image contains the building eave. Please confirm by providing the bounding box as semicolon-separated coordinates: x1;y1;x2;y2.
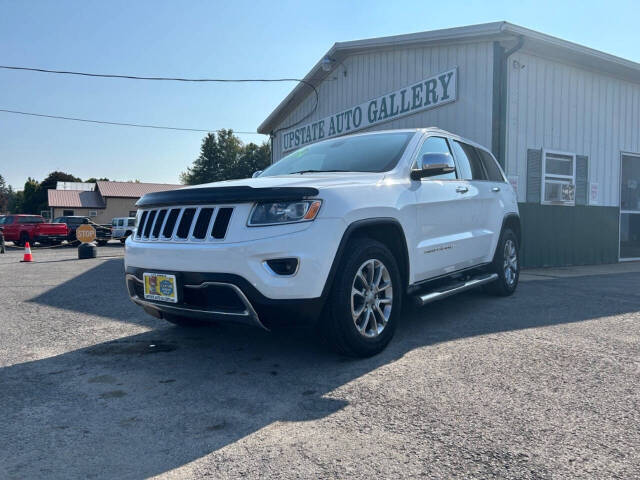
258;21;640;135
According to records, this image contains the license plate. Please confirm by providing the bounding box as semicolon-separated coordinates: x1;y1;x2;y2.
143;273;178;303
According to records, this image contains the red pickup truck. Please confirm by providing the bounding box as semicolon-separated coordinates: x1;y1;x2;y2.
0;215;69;246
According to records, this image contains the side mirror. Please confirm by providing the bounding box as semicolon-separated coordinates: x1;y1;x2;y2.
252;170;263;178
410;152;456;180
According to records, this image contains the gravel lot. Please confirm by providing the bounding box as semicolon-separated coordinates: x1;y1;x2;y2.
1;244;639;479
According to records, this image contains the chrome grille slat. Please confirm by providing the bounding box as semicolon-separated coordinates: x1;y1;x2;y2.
134;205;234;243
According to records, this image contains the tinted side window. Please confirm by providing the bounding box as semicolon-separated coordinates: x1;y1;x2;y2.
477;149;505;182
128;219;135;227
415;136;456;180
451;141;486;180
118;219;124;227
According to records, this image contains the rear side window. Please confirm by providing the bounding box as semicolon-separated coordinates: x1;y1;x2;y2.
128;219;135;227
19;216;43;224
451;141;486;180
477;149;505;182
415;136;456;180
118;219;124;227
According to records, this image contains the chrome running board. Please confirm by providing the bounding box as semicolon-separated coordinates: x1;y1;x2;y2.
415;273;498;306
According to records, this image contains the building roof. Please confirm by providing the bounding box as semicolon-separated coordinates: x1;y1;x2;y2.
56;181;95;191
258;21;640;134
47;189;106;209
95;181;183;198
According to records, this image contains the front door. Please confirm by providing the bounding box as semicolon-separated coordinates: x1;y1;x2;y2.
413;136;480;281
620;153;640;260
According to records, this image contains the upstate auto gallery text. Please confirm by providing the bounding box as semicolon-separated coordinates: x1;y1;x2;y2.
281;68;457;152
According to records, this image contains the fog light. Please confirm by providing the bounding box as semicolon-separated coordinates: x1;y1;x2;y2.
265;258;299;276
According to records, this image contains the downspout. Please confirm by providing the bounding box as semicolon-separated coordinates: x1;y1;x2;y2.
492;35;524;169
269;131;275;165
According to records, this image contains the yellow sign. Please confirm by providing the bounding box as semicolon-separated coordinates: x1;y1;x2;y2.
76;224;96;243
143;273;178;303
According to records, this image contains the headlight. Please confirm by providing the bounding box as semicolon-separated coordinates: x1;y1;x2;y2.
248;200;322;226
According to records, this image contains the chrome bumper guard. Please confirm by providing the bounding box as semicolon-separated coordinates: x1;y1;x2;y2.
126;274;268;331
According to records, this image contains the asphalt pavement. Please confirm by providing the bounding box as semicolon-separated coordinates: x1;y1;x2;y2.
1;244;639;479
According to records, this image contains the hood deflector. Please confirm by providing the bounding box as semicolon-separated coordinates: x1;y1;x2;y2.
136;186;320;208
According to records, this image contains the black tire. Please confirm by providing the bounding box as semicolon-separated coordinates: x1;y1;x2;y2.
163;314;216;328
16;232;29;247
484;228;520;296
120;238;126;244
321;237;402;357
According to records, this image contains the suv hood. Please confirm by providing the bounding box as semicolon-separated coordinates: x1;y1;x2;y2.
181;172;386;192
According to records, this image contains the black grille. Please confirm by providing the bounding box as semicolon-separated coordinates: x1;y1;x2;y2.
135;206;233;241
152;209;167;238
143;210;156;238
192;208;214;239
176;208;196;238
136;211;148;238
212;207;233;239
163;209;180;238
183;284;246;312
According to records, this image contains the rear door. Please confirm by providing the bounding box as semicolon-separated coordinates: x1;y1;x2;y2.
449;140;503;264
412;135;479;280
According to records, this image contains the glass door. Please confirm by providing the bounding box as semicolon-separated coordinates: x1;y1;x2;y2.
620;153;640;260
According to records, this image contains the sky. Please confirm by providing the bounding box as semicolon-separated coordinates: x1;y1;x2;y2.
1;0;638;189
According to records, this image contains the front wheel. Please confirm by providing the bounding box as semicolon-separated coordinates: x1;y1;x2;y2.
321;237;402;357
484;228;520;296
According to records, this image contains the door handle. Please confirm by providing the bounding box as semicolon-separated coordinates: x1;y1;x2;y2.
491;187;501;192
456;186;469;194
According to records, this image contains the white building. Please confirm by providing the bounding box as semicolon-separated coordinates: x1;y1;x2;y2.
258;22;640;267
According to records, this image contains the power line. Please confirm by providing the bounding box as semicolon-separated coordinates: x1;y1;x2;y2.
0;64;319;133
0;108;264;134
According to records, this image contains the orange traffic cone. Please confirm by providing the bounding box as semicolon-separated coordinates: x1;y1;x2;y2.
21;242;34;263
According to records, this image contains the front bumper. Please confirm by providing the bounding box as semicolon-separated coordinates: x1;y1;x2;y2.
125;267;326;329
124;218;344;300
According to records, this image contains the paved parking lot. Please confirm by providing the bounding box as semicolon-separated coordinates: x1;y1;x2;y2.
1;245;639;479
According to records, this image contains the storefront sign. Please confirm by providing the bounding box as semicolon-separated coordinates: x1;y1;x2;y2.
281;67;458;152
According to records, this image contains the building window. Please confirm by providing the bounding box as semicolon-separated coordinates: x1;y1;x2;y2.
88;210;98;217
542;150;576;205
63;209;74;216
129;210;137;217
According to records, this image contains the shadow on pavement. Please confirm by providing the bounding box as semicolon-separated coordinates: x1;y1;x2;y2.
4;261;640;478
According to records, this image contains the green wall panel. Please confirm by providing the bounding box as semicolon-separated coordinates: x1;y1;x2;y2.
518;203;620;268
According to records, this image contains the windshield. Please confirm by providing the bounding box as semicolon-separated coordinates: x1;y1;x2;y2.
260;132;414;176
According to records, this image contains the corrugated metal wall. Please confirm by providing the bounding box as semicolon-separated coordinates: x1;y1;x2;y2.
506;50;640;207
272;41;495;161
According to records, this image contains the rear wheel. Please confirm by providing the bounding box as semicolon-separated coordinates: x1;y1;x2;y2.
484;228;520;296
16;232;29;247
321;237;402;357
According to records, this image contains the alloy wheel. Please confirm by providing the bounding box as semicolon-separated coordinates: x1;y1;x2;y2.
350;259;393;338
503;239;518;286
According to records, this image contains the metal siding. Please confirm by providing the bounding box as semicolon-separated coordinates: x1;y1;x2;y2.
271;41;495;161
507;51;640;206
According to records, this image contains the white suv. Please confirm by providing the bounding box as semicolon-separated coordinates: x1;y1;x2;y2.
125;128;520;357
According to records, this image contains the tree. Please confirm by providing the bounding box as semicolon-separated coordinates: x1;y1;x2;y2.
85;177;110;183
180;129;270;185
20;178;40;214
0;174;14;213
32;171;82;214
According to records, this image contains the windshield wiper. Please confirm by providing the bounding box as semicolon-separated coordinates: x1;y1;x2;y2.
289;169;351;174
